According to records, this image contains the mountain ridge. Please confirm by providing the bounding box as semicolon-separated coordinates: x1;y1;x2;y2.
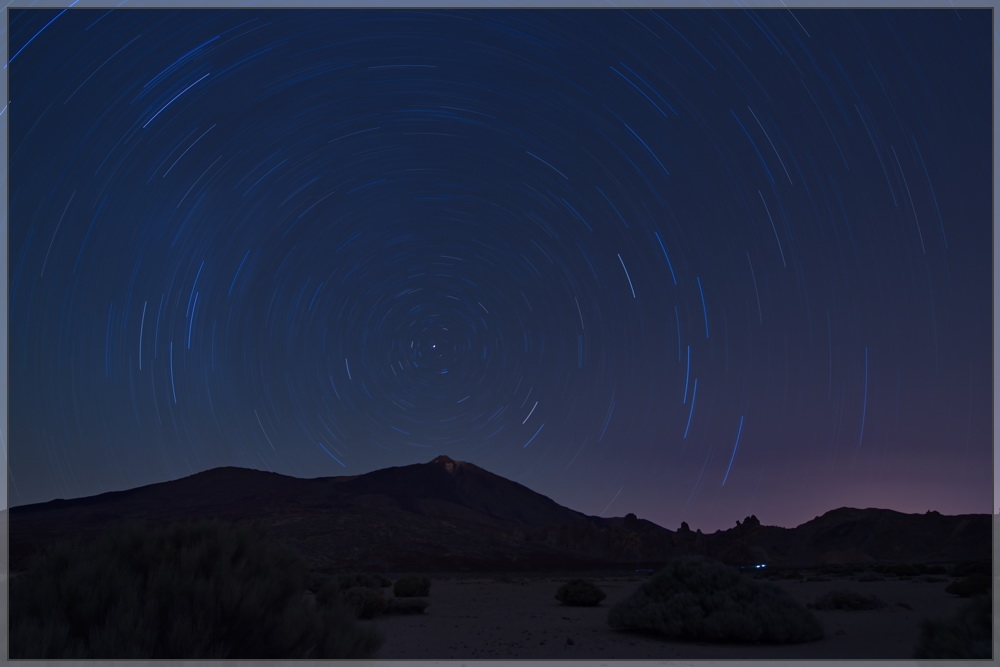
7;456;991;573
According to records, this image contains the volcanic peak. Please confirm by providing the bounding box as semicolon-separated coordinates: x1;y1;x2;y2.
430;454;458;473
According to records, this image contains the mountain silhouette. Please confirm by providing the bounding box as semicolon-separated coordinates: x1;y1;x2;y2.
7;456;991;573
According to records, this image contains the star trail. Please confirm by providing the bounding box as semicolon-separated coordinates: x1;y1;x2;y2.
8;7;993;532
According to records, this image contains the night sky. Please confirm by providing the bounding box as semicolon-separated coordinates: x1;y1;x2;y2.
8;6;993;533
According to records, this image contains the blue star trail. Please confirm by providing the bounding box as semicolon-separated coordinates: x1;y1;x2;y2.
7;7;991;532
721;415;745;488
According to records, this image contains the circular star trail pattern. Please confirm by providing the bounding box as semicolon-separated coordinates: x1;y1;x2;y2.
9;9;992;531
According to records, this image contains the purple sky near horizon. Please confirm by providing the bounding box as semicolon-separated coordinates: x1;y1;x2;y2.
8;8;992;533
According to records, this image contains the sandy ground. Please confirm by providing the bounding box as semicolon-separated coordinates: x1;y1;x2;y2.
361;571;980;659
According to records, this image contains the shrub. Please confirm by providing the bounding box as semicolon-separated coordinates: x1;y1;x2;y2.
341;587;388;619
807;590;887;611
9;519;382;659
944;573;992;598
607;556;823;644
386;597;429;615
393;575;431;597
856;574;884;582
913;594;991;659
338;573;392;590
948;560;991;578
315;578;341;608
555;579;607;606
307;573;330;593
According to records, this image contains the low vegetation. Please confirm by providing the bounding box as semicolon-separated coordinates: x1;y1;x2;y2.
807;590;887;611
338;573;392;590
341;586;388;619
887;563;920;577
944;573;991;598
947;559;991;578
607;556;824;644
393;575;431;597
913;593;991;659
555;579;606;606
869;562;948;577
10;519;383;659
313;574;427;618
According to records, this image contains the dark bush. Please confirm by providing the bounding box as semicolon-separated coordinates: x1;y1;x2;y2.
555;579;607;606
948;559;991;578
944;573;992;598
807;590;887;611
914;594;991;659
393;575;431;597
307;573;330;594
856;574;884;582
338;573;392;590
315;577;341;608
386;597;429;615
607;556;823;644
9;519;382;659
341;587;388;619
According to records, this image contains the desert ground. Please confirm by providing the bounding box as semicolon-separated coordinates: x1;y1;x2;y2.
360;570;978;659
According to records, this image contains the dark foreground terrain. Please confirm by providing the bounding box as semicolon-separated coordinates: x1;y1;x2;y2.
8;519;992;660
368;568;989;659
5;456;993;659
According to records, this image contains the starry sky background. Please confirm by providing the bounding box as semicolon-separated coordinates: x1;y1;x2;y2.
7;5;994;533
